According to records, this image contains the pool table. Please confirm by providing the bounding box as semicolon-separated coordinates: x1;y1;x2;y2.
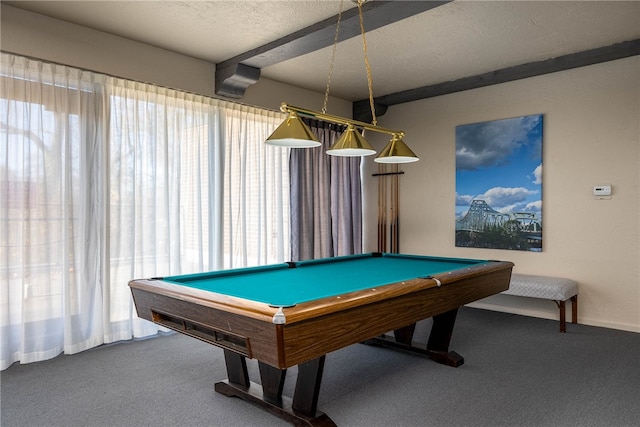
129;252;513;426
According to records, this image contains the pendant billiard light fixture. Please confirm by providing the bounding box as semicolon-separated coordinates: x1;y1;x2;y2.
264;110;321;148
265;0;419;164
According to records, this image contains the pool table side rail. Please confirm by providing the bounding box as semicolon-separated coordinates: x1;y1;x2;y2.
281;260;513;323
129;278;275;322
279;262;514;367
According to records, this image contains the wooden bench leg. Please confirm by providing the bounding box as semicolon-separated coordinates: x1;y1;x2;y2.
556;296;578;333
558;300;567;333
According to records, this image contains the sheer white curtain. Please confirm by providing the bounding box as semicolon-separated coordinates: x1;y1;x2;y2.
221;105;290;268
0;53;289;370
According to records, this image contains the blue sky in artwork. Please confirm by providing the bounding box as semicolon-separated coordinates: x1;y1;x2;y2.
455;114;543;218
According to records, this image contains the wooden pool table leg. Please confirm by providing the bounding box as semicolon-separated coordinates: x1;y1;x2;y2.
292;356;325;416
393;322;416;344
258;362;287;405
363;308;464;368
222;348;250;386
426;308;464;367
215;351;335;426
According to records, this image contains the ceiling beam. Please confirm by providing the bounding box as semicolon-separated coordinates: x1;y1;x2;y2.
215;1;451;98
353;39;640;122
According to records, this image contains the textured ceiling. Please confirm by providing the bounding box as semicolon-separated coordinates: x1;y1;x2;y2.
5;1;640;101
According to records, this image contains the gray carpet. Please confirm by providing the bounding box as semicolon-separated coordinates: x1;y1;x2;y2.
2;308;639;427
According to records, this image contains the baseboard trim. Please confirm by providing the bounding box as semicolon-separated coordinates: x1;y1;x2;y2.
466;302;640;333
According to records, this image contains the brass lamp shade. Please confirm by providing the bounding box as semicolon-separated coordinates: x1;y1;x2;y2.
374;134;419;163
326;125;376;157
265;111;321;148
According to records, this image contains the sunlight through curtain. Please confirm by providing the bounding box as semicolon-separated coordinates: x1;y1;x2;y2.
0;53;289;370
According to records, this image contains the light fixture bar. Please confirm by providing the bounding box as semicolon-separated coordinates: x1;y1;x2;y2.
280;102;403;138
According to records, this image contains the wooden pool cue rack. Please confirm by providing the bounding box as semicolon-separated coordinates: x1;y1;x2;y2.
373;165;404;254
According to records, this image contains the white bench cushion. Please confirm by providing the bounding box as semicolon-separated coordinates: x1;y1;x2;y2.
502;273;578;301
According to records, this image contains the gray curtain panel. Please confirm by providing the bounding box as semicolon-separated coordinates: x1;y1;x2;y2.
289;119;363;261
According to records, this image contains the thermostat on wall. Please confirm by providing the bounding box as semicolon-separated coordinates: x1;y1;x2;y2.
593;184;612;199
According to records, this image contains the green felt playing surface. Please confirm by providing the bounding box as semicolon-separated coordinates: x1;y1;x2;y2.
163;253;489;307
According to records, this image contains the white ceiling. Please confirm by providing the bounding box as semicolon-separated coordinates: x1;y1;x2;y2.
5;0;640;101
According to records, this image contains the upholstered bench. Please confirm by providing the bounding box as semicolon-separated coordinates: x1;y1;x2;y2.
502;273;579;332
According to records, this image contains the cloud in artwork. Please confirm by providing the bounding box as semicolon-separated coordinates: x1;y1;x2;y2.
531;164;542;184
456;194;475;206
524;200;542;212
456;115;542;171
456;186;539;212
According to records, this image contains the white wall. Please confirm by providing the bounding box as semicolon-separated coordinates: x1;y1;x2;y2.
363;57;640;332
3;4;639;332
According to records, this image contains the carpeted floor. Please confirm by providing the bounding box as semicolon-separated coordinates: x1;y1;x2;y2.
2;307;639;427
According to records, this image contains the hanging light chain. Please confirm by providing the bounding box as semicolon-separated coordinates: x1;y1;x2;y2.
322;0;344;114
267;0;418;162
357;0;377;126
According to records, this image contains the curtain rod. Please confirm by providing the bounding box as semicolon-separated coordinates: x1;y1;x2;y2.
0;49;283;115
